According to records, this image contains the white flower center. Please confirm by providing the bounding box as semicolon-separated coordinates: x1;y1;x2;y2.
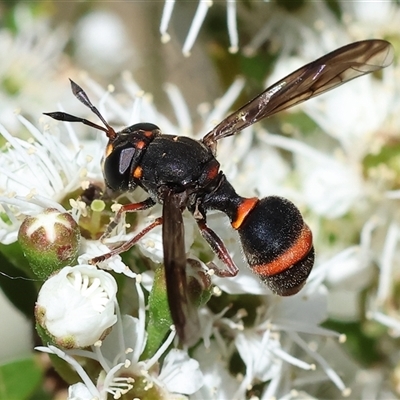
67;270;111;312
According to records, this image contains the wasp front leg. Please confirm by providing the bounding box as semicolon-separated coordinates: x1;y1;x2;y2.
91;216;163;264
101;197;156;241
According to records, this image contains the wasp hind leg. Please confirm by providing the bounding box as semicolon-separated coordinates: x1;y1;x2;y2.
196;219;238;278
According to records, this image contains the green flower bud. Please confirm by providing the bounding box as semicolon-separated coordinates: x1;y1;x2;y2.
18;208;81;279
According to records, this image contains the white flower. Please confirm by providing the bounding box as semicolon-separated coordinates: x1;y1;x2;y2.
0;5;71;132
158;349;204;396
37;345;124;400
101;280;203;396
35;265;117;348
210;283;349;398
160;0;238;56
78;239;137;278
192;340;241;400
0;114;104;244
341;1;400;39
74;11;131;76
365;220;400;338
68;382;94;400
37;278;203;398
259;131;365;219
0;1;398;398
3;13;396;395
243;2;347;58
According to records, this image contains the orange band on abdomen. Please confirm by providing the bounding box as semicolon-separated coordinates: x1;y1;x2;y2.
252;224;313;276
231;197;259;230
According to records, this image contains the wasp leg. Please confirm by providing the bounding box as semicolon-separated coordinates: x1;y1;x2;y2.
196;220;238;278
102;197;156;240
91;216;163;264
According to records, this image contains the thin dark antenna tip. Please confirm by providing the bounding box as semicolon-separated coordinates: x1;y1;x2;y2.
67;79;117;140
69;79;81;96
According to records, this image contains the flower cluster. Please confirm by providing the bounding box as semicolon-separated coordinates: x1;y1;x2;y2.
0;70;350;398
1;2;400;399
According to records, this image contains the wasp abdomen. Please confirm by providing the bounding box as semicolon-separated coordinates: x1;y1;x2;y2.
237;196;314;296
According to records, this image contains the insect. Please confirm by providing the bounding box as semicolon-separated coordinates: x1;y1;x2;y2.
45;39;393;345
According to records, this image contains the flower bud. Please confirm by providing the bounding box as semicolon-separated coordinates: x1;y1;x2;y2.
18;208;81;279
68;383;93;400
35;265;117;348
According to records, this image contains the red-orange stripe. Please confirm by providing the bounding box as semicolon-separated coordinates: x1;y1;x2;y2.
133;166;143;179
136;140;146;149
231;197;259;230
252;224;313;276
105;143;114;157
206;164;219;181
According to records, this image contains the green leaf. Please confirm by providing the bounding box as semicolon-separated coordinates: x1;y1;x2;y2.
323;319;383;366
0;241;36;279
142;266;172;359
276;0;305;11
0;243;38;319
35;324;80;385
0;357;42;400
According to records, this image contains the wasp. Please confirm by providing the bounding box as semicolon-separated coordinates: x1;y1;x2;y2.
45;39;393;345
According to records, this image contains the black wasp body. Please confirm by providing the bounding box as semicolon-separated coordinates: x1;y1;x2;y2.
104;120;314;298
105;125;216;196
45;39;393;345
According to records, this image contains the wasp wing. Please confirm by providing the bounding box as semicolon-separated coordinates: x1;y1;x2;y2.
203;39;393;145
162;189;201;346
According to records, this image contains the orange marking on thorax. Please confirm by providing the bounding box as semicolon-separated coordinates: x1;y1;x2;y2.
231;197;259;230
105;143;114;157
207;164;219;181
133;166;143;179
136;140;146;149
252;224;313;276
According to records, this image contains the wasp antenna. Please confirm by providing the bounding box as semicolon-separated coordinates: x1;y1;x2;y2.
43;112;110;134
69;79;117;140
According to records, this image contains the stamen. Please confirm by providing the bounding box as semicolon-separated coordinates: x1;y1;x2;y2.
271;346;315;370
368;310;400;337
182;1;213;57
36;345;100;397
144;329;176;371
0;122;54;195
160;0;175;43
204;77;245;133
164;83;192;136
226;0;238;53
376;222;399;303
289;332;348;392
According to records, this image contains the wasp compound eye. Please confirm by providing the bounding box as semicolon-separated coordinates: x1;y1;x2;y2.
103;125;159;192
103;142;137;191
237;196;314;296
